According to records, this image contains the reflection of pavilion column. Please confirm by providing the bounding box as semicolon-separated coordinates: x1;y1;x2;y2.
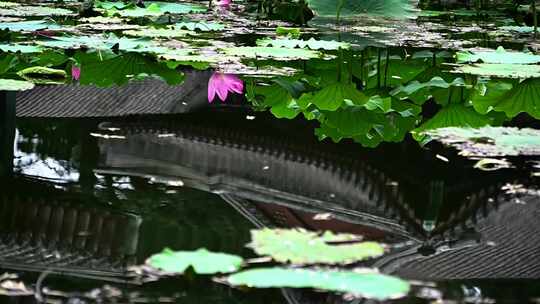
0;91;15;178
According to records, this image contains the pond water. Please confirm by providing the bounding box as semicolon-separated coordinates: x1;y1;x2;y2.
0;0;540;303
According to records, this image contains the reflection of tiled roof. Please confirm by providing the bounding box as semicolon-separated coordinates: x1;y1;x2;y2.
390;195;540;279
0;181;142;282
16;72;211;118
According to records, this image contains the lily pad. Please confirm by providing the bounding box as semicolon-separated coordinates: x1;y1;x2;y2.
147;248;243;274
453;63;540;78
0;44;42;53
0;20;61;32
249;229;385;265
309;83;368;110
123;27;194;38
0;5;74;17
222;47;322;60
226;267;410;300
0;78;34;91
257;38;350;50
425;126;540;157
103;1;206;17
174;21;225;32
456;46;540;64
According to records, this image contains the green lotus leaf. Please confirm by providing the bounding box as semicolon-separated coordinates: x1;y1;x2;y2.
0;20;61;32
471;79;540;119
226;267;410;300
0;44;42;53
453;63;540;78
414;104;493;136
17;66;67;85
123;28;194;38
222;47;322;60
147;248;243;274
0;5;74;17
102;1;206;17
257;38;350;50
424;126;540;157
0;78;34;91
457;46;540;64
310;83;368;111
79;53;184;87
249;228;384;265
391;76;468;105
500;26;535;33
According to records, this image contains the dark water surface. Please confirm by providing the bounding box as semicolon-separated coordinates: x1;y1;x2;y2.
0;108;538;303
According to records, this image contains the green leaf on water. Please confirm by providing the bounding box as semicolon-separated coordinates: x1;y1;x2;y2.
123;27;194;38
0;78;34;91
147;248;243;274
306;0;416;19
249;228;385;265
0;5;74;17
226;267;410;300
414;104;493;136
174;21;225;32
456;46;540;64
0;44;42;53
257;38;350;50
222;47;322;60
424;126;540;157
0;20;61;32
453;63;540;78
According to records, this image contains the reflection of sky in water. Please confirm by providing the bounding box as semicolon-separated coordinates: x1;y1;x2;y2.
12;129;80;182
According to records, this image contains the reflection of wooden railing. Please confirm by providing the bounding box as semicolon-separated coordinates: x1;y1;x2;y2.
0;193;141;282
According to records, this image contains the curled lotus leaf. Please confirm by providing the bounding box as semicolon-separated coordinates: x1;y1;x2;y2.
17;66;67;85
147;248;244;274
222;46;322;60
226;267;410;301
249;228;385;265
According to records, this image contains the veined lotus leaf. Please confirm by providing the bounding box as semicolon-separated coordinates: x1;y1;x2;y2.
222;47;322;60
174;21;225;32
453;63;540;78
123;27;194;38
391;76;468;105
0;20;61;32
17;66;66;85
257;38;350;50
471;79;540;119
0;44;42;53
226;267;410;300
147;248;243;274
79;53;184;87
413;104;493;136
470;79;514;114
456;46;540;64
249;228;385;265
0;78;34;91
310;83;368;111
0;5;74;17
424;127;540;157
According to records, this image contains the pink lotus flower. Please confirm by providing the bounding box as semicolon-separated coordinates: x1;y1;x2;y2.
71;65;81;81
208;72;243;103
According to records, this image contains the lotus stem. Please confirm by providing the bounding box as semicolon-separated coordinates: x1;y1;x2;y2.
384;49;390;88
534;0;538;39
336;0;344;25
377;48;381;89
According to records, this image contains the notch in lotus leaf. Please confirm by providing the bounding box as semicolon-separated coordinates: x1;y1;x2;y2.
248;228;385;265
146;248;244;275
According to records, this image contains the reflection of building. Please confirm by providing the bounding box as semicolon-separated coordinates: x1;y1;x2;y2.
96;115;539;280
0;178;141;283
